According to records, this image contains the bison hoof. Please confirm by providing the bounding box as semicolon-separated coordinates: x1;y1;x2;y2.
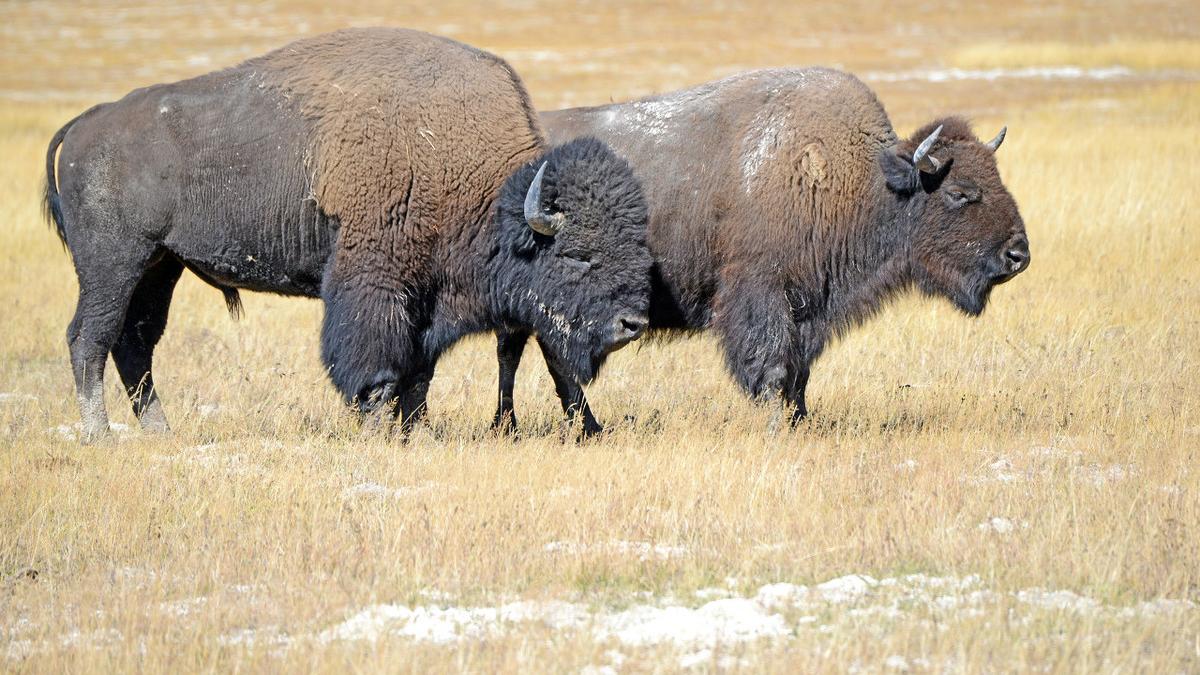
759;366;787;398
356;379;399;414
580;419;605;438
558;418;605;442
491;411;520;436
139;404;171;434
789;408;809;428
78;424;112;446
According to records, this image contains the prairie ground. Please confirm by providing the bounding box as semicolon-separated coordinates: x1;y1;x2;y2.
1;1;1198;672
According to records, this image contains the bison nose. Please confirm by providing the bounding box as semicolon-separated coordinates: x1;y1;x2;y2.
612;313;647;344
1004;236;1030;274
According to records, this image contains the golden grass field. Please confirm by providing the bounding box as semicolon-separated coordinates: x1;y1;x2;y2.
1;0;1198;672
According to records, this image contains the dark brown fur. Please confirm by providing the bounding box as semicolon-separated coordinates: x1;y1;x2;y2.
494;68;1030;433
44;28;652;440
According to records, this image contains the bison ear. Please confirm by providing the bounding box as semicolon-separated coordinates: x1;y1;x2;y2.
879;149;920;194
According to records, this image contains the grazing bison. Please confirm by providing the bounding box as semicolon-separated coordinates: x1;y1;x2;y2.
44;28;651;441
493;68;1030;434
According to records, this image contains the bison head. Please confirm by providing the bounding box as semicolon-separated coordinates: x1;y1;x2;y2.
493;137;652;385
880;117;1029;316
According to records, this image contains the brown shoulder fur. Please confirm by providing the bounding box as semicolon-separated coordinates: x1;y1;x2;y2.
730;69;898;274
252;28;544;291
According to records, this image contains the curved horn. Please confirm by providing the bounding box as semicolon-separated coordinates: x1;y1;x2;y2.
985;126;1007;152
913;124;943;173
523;161;565;236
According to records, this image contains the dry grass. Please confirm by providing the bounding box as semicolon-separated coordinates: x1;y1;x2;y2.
1;1;1199;672
953;40;1200;71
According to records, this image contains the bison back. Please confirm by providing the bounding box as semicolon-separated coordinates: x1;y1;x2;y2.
542;68;899;325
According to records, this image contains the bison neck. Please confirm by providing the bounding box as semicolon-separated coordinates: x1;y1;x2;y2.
417;229;508;361
819;190;920;336
419;226;563;361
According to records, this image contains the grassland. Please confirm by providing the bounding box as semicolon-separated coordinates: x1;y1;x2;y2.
1;1;1199;672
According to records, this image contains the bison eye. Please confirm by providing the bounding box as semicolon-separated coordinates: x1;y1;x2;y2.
943;187;980;208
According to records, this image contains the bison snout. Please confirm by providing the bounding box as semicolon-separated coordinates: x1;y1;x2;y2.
611;313;648;345
1002;235;1030;275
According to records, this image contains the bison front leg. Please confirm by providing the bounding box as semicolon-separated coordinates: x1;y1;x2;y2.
320;275;422;437
784;364;810;427
783;322;828;428
713;274;799;432
397;365;435;435
491;330;529;435
356;380;401;435
492;330;603;439
536;338;603;438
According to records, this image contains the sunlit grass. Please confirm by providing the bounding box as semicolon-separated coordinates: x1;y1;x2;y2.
1;3;1198;672
953;40;1200;71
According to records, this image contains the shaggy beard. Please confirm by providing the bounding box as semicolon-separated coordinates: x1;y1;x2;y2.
951;273;995;317
538;328;602;386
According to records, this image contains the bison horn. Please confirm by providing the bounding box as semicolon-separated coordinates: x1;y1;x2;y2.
523;161;565;237
985;126;1007;152
913;124;943;174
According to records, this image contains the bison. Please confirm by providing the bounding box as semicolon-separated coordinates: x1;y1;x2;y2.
44;28;651;441
493;68;1030;435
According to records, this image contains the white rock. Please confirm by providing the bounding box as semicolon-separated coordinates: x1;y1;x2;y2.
1015;588;1101;613
815;575;878;603
694;587;733;600
158;596;207;617
542;540;687;561
601;598;789;647
977;517;1017;535
679;648;714;668
754;582;808;608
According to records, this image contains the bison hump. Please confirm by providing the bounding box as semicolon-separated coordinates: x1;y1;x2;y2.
254;28;543;271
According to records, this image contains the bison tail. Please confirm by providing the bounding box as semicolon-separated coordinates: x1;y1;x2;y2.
222;288;244;321
43;122;71;248
43;107;99;249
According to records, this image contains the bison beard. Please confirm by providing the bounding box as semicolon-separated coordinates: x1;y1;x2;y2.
495;69;1030;435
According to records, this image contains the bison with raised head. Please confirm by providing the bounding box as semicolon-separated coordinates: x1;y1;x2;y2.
494;68;1030;434
44;28;651;441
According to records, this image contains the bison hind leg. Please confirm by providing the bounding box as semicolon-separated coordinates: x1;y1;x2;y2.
111;254;184;433
66;236;161;442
